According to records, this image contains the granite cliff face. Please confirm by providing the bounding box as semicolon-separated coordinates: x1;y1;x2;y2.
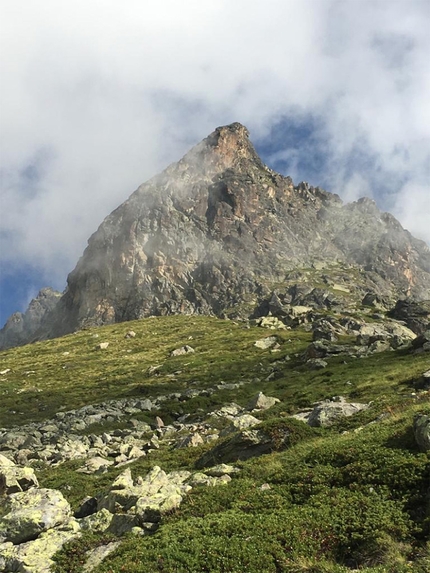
1;123;430;346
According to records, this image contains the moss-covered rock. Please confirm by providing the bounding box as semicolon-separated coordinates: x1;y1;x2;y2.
0;488;71;544
2;528;79;573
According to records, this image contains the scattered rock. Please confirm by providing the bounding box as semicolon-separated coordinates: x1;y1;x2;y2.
176;433;204;448
246;392;280;411
82;541;121;573
294;398;369;427
76;456;114;474
255;316;288;330
196;428;273;467
254;336;278;350
170;345;195;357
96;342;110;350
0;455;39;495
205;464;240;477
223;414;261;434
306;358;328;370
411;330;430;353
357;322;416;348
260;483;271;491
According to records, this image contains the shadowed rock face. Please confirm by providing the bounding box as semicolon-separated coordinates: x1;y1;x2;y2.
2;123;430;345
0;288;61;350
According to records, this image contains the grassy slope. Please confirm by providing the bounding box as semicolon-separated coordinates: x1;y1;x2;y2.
0;315;429;573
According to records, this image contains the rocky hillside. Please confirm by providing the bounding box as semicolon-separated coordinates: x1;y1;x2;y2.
0;311;429;572
2;122;429;349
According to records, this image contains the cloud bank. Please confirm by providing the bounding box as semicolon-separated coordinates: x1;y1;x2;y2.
1;0;429;315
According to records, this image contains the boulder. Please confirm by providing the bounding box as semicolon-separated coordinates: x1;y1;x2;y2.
254;336;278;350
255;316;287;330
170;345;195;357
388;299;430;335
107;514;139;536
196;429;273;467
304;399;369;427
246;392;280;411
306;358;328;370
414;414;430;451
205;464;240;477
222;414;261;434
134;487;183;522
0;528;80;573
187;473;231;487
79;508;113;532
214;403;243;417
411;330;430;353
82;541;121;573
0;488;71;544
98;466;171;513
176;433;204;448
357;322;416;348
76;456;113;474
0;455;39;495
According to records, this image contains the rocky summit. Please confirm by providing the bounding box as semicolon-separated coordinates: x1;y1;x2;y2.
1;122;430;349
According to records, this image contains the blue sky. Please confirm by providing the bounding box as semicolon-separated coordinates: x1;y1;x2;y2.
1;0;429;327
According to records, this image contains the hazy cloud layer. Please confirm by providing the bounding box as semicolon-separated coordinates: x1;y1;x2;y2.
1;0;429;311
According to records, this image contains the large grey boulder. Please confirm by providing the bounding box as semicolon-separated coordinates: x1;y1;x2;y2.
414;414;430;451
196;429;273;467
222;414;261;435
255;316;288;330
357;322;416;348
175;433;204;448
0;527;80;573
305;399;369;427
292;397;369;427
388;299;430;335
0;488;71;544
187;473;232;487
134;484;183;522
411;330;430;353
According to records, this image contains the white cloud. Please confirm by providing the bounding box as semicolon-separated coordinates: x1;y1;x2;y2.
0;0;429;295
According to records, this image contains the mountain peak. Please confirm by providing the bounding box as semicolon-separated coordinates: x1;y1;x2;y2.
1;124;430;348
172;122;262;180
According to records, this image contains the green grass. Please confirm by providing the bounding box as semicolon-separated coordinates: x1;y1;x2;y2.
1;314;429;572
53;403;430;573
0;316;310;427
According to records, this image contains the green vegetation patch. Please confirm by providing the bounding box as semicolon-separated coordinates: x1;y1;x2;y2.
0;314;428;572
